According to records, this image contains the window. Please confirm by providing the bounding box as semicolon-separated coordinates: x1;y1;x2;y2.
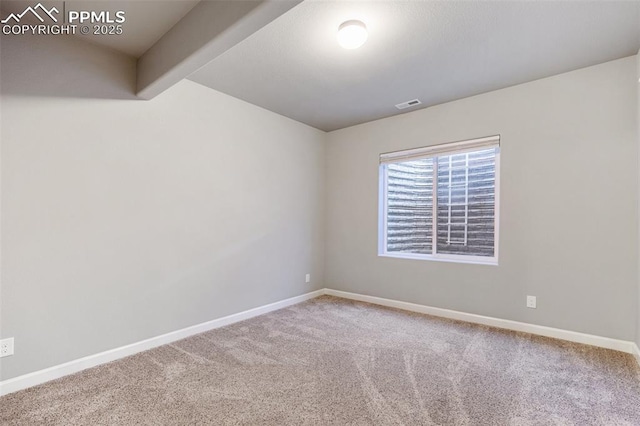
379;136;500;265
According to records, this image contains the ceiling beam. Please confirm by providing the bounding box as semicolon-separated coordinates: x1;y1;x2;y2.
136;0;301;100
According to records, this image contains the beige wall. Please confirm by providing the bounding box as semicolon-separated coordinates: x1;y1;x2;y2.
325;56;638;341
637;50;640;349
0;35;325;381
1;32;638;383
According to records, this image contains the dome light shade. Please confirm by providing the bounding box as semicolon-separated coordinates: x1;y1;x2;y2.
337;20;368;49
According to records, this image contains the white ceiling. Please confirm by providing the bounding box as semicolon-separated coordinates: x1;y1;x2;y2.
0;1;200;57
189;0;640;132
78;0;200;57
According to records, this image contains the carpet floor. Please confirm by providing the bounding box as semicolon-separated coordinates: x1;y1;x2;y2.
1;296;639;425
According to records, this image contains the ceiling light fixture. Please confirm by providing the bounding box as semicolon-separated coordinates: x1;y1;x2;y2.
337;20;368;49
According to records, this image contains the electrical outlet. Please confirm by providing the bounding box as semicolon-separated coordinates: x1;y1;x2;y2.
526;295;537;309
0;338;14;358
305;274;311;283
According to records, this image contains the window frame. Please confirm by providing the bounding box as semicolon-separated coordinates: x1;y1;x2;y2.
378;136;500;266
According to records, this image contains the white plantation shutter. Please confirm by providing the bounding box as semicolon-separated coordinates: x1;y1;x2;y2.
380;136;499;262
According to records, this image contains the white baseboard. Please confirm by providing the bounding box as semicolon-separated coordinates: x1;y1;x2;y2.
324;289;639;356
632;343;640;366
0;289;324;397
2;287;638;397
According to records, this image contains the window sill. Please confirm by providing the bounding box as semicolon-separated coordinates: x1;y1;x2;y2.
378;252;498;266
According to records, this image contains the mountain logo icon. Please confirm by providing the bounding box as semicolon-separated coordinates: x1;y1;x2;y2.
1;3;59;24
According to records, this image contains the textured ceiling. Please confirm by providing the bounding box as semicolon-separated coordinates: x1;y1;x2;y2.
189;0;640;132
0;0;200;57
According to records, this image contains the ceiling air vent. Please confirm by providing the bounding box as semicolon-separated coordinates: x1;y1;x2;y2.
395;99;422;110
